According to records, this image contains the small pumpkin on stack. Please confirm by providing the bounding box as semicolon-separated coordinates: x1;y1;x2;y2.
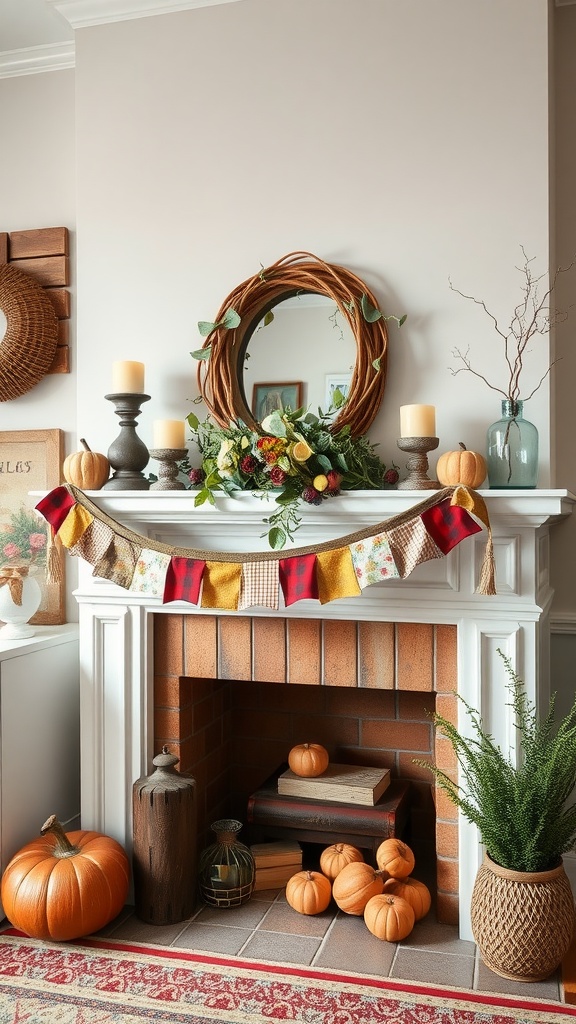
63;438;110;490
436;442;487;489
287;742;329;778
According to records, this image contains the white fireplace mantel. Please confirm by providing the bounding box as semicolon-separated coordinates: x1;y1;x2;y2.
73;488;574;940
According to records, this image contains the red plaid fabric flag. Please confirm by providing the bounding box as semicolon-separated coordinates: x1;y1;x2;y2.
163;557;205;605
421;496;482;554
279;553;318;606
35;486;76;534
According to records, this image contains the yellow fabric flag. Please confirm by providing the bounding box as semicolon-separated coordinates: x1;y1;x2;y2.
202;561;243;610
58;504;94;549
451;485;490;529
316;547;361;605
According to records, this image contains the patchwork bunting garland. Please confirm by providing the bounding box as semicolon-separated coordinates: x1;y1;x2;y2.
35;484;496;612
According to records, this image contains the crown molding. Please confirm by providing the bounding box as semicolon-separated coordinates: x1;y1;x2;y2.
0;40;75;79
47;0;247;30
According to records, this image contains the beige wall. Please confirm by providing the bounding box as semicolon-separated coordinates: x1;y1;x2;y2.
71;0;552;468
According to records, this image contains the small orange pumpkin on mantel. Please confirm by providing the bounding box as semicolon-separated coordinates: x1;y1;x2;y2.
288;742;329;778
63;438;110;490
436;442;487;489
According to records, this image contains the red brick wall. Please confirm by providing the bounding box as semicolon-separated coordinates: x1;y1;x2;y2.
153;614;459;925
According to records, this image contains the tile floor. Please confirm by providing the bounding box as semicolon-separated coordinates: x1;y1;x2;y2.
95;886;564;1004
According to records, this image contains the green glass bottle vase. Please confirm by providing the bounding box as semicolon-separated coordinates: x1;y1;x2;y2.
198;818;255;908
486;400;538;489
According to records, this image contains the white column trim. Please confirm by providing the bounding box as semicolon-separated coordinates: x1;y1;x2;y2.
0;41;75;78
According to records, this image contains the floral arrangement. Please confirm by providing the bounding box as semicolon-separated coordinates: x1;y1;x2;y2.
186;407;398;549
1;508;47;569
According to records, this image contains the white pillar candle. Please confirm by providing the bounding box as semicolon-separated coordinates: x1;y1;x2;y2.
399;404;436;437
153;419;186;449
112;360;145;393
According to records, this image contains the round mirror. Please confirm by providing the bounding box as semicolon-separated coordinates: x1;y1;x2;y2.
196;251;389;437
242;293;356;424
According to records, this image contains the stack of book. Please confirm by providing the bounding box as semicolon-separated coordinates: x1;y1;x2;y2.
277;763;391;806
250;840;302;891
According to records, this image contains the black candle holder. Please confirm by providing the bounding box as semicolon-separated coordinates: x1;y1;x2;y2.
103;392;151;490
149;448;188;490
396;436;441;490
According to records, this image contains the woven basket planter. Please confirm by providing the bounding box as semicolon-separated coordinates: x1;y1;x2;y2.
471;853;575;982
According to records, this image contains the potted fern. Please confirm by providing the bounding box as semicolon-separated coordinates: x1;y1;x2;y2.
419;651;576;983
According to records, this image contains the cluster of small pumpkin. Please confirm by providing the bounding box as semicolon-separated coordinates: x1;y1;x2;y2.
284;838;430;942
285;744;430;942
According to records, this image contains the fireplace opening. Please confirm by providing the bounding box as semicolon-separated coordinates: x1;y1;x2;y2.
153;614;460;923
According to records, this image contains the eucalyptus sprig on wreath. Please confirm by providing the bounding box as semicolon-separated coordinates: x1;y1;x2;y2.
185;404;399;550
415;650;576;874
449;247;573;404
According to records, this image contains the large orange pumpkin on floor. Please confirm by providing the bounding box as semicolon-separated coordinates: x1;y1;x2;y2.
1;815;130;941
287;742;329;778
332;861;386;915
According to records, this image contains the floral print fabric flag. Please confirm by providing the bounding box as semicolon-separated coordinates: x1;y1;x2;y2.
130;549;172;597
350;533;400;588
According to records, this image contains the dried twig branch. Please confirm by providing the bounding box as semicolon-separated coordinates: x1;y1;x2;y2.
448;248;574;403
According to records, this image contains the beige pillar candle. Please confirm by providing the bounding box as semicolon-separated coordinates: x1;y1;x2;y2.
152;419;186;449
111;360;145;393
399;404;436;437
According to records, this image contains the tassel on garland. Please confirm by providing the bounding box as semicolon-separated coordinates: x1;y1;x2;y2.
46;526;63;584
477;529;496;596
450;486;496;596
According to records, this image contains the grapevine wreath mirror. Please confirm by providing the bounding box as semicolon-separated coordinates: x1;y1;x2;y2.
0;264;58;401
196;251;394;437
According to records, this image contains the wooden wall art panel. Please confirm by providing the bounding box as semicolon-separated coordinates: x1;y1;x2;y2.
0;226;71;377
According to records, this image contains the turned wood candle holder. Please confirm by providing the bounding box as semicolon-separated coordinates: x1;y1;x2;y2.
149;448;188;490
103;392;151;490
396;436;441;490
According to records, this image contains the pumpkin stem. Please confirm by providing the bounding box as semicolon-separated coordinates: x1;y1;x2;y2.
458;442;467;450
80;438;92;452
40;814;81;858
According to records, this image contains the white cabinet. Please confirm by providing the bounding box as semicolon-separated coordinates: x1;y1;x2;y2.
0;626;80;889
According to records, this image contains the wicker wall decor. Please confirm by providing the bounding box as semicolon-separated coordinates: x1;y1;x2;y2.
0;264;59;402
196;251;389;437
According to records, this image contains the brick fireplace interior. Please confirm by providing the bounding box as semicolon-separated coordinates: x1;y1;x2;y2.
153;614;459;925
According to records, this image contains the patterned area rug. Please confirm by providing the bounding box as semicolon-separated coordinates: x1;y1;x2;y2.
0;931;575;1023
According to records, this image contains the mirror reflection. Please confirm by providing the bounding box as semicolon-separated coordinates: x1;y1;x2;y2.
242;293;357;423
